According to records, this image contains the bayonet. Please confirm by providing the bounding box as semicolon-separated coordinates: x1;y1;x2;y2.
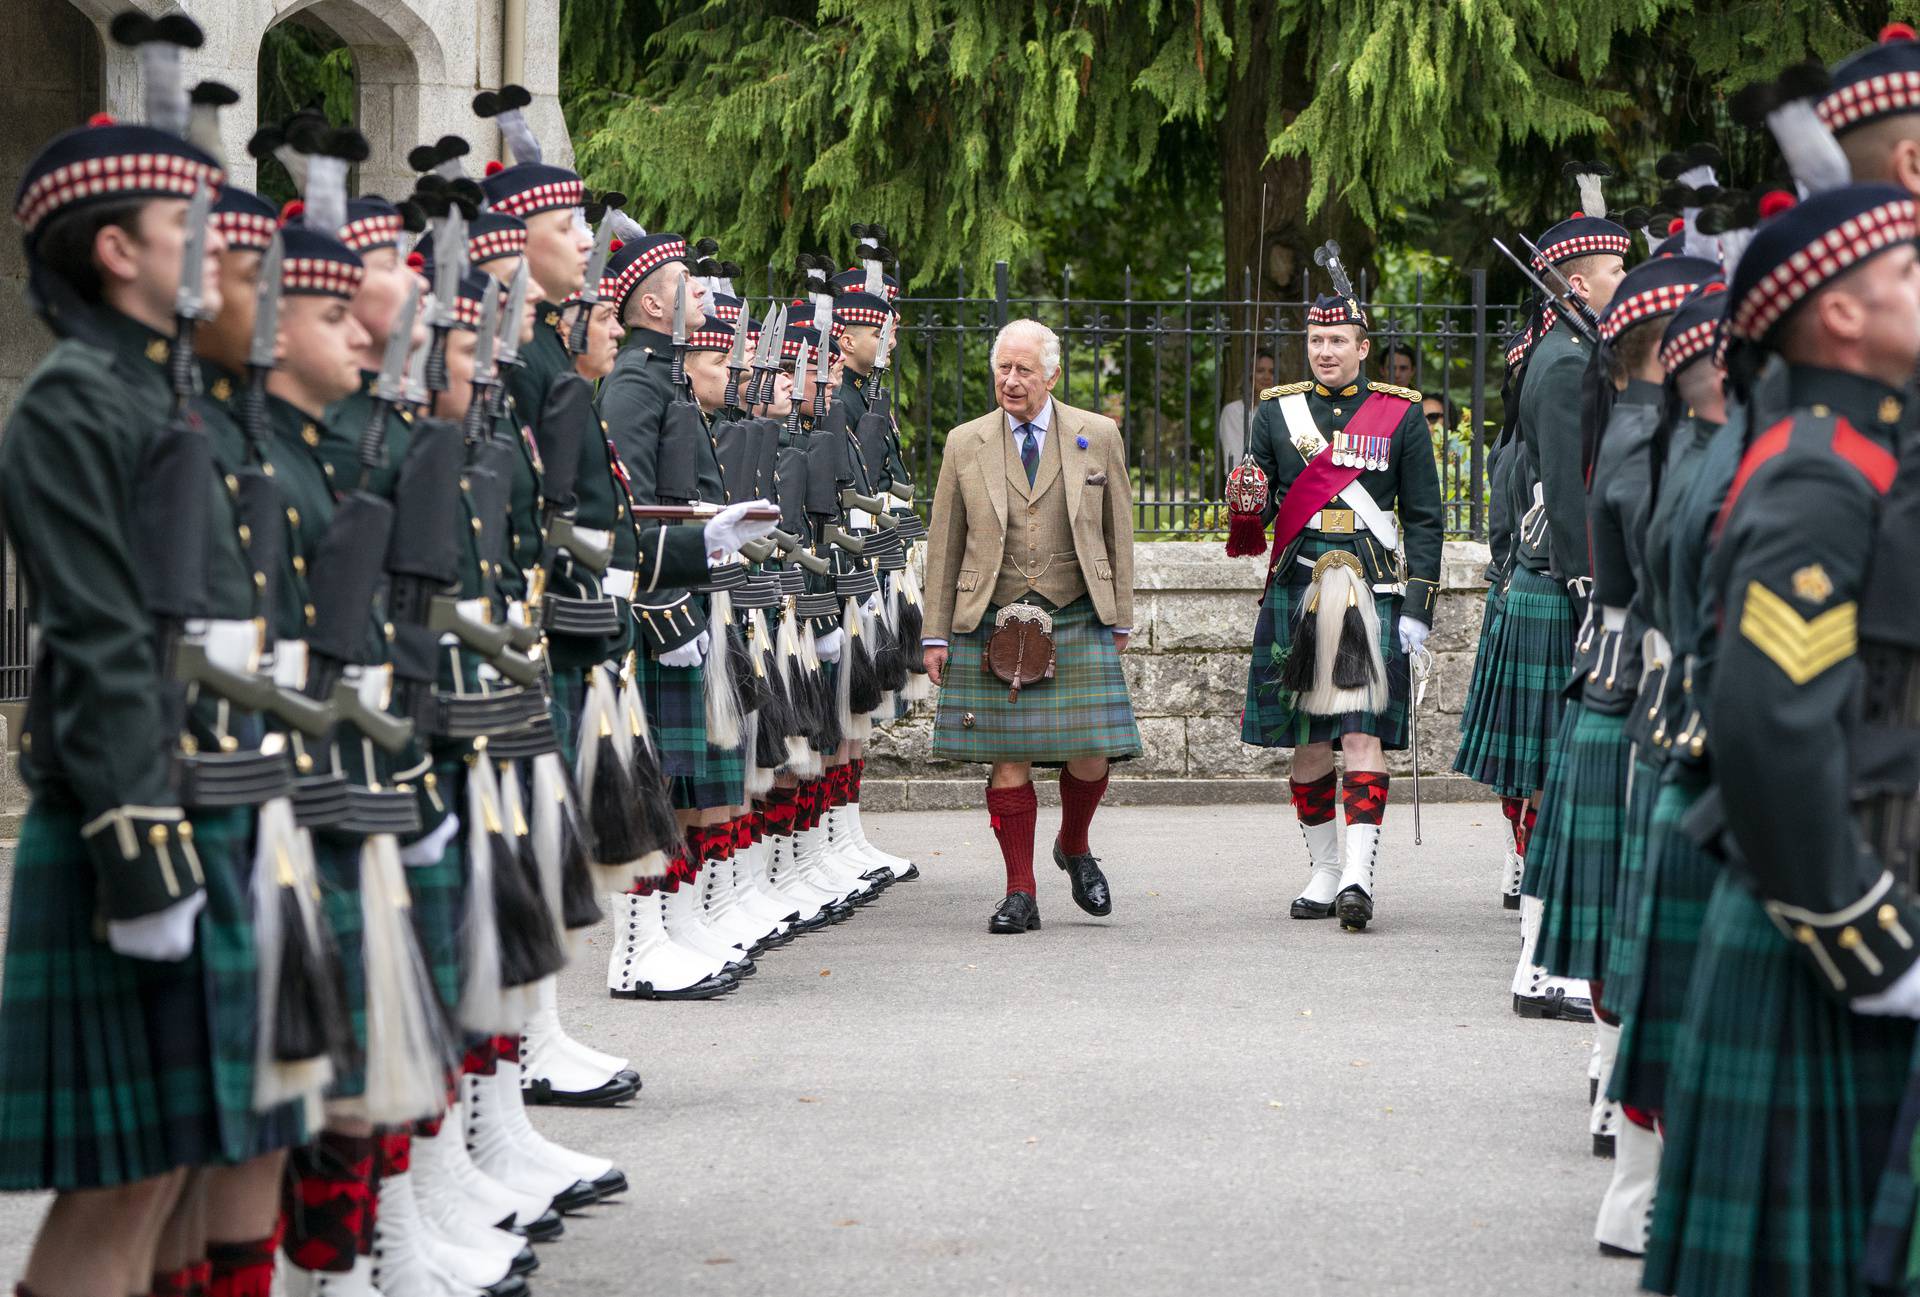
493;261;530;373
1491;239;1600;346
748;302;786;407
785;336;812;437
355;277;422;488
461;285;500;444
721;299;753;410
169;178;216;406
243;234;285;449
567;195;622;354
403;306;432;407
809;284;833;418
669;272;689;392
1513;232;1604;334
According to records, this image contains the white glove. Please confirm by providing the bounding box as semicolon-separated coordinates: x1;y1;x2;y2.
1397;616;1429;656
659;631;708;669
107;891;207;962
400;813;461;867
863;592;883;617
1854;962;1920;1018
704;499;778;559
815;628;845;663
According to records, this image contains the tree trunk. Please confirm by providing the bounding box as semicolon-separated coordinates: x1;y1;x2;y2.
1217;6;1374;394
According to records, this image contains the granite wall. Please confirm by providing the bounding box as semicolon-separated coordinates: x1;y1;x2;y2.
861;539;1494;810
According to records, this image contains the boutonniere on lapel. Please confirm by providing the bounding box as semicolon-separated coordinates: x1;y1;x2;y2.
1076;435;1089;449
1084;470;1108;485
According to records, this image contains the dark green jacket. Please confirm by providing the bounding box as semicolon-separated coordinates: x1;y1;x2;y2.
1246;377;1446;624
1704;365;1920;999
1515;323;1591;582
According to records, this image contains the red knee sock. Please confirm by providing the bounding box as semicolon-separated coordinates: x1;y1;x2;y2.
1520;802;1538;856
151;1262;207;1297
1342;771;1389;825
206;1229;280;1297
1056;769;1109;855
461;1036;498;1076
1499;795;1526;848
986;782;1038;896
1288;771;1338;826
849;757;866;804
283;1132;376;1273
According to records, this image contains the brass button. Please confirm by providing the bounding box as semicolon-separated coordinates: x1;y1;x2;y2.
253;571;267;590
305;603;317;623
292;556;306;576
262;462;275;477
323;463;335;478
237;524;251;544
385;622;396;640
302;424;320;447
296;753;314;773
1796;923;1817;944
1881;904;1902;930
1839;926;1863;949
225;473;239;494
472;518;484;533
219;734;238;752
287;507;301;527
177;821;192;839
147;823;169;846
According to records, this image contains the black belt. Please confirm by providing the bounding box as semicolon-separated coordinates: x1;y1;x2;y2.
542;594;622;638
176;749;295;809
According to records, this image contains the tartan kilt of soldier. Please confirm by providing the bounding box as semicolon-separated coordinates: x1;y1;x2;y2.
1525;704;1630;981
1599;752;1662;996
313;833;368;1098
932;595;1141;766
1450;579;1506;781
546;668;587;770
1642;872;1915;1297
1240;535;1410;750
407;750;470;1015
1611;766;1717;1115
1455;567;1574;797
0;802;304;1190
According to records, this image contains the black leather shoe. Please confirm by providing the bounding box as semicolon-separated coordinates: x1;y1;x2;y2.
1290;895;1336;920
523;1071;638;1107
1052;841;1112;916
1593;1132;1615;1159
553;1166;628;1213
888;862;921;882
988;891;1041;933
484;1277;530;1297
1335;885;1373;931
509;1244;540;1277
609;971;739;1001
503;1208;564;1242
1502;891;1522;911
1512;988;1594;1023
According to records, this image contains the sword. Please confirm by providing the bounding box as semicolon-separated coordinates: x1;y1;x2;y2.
1512;232;1605;335
1409;643;1434;845
1490;239;1600;346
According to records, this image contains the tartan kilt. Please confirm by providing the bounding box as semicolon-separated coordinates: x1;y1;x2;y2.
1643;872;1915;1297
932;595;1142;766
1454;567;1573;798
671;740;746;812
1611;768;1718;1115
1240;535;1409;750
547;668;586;770
0;802;303;1191
1450;580;1507;780
633;655;708;779
407;753;469;1015
1599;753;1662;996
313;835;367;1099
1526;705;1630;981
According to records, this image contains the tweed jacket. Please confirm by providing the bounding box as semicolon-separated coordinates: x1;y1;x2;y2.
922;398;1134;639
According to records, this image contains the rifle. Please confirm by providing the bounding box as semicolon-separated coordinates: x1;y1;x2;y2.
1490;239;1601;347
1512;232;1605;337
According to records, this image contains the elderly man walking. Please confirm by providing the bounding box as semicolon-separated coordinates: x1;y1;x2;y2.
921;319;1143;934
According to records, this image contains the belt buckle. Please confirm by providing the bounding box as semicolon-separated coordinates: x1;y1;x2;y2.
1321;507;1355;534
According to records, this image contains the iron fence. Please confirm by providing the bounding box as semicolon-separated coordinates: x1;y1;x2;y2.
866;263;1529;539
1;542;25;705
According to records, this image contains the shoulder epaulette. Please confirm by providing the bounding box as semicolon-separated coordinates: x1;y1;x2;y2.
1368;381;1422;402
1261;381;1312;400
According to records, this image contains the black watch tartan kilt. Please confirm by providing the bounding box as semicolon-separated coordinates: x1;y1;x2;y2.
1600;750;1663;995
1642;872;1915;1297
1524;702;1630;982
931;595;1141;766
1451;579;1506;781
1610;764;1719;1116
0;802;304;1190
1454;566;1574;797
1239;534;1409;750
311;832;371;1100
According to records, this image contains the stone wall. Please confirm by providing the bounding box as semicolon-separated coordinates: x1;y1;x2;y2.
861;539;1494;810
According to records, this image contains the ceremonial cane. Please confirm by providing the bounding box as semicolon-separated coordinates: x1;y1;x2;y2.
1409;643;1434;845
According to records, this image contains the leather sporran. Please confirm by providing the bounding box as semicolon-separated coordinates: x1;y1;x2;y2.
984;604;1057;702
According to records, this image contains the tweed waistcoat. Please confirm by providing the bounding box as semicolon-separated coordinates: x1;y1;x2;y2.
992;420;1087;610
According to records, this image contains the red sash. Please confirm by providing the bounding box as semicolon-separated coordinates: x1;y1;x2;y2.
1266;391;1412;575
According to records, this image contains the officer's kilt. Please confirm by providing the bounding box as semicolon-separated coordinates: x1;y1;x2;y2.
0;803;303;1190
932;595;1141;765
1454;566;1573;797
633;654;707;781
1525;704;1629;982
1599;752;1661;995
1450;579;1506;781
1610;767;1716;1115
1240;534;1409;750
1643;872;1915;1297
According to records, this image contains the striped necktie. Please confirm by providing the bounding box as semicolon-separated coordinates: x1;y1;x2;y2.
1019;423;1039;485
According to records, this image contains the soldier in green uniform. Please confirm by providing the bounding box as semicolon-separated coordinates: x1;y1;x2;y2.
1237;266;1443;934
0;45;317;1295
1494;211;1630;1020
1643;178;1920;1297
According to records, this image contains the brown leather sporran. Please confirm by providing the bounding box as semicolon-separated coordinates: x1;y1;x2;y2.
984;603;1057;702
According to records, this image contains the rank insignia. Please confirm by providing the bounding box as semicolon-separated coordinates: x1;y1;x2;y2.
1791;564;1834;604
1740;580;1856;685
1881;396;1904;425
